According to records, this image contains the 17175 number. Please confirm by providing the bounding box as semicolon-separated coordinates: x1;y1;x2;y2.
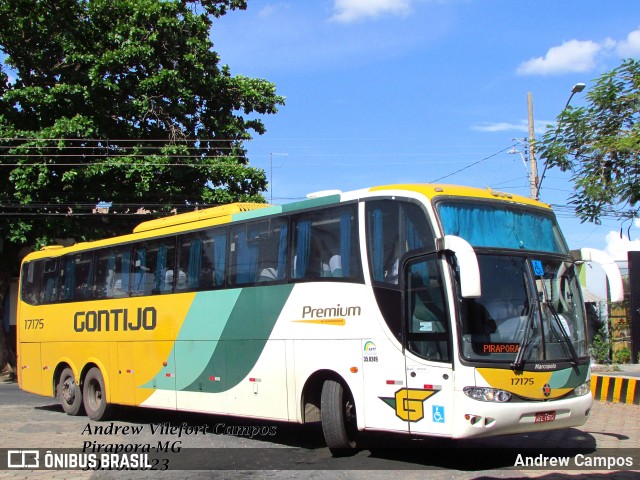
511;377;534;386
24;319;44;330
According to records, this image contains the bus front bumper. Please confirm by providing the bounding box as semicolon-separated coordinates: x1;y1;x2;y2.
450;391;593;440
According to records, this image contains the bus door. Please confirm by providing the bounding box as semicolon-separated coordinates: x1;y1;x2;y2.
402;253;454;436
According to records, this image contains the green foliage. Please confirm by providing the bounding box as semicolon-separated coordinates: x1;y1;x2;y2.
589;330;612;364
538;58;640;224
613;347;631;364
0;0;284;252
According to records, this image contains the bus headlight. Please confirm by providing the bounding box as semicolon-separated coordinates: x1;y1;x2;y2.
573;380;591;397
464;386;512;403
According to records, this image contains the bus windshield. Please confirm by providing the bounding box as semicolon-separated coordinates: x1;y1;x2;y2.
437;200;569;254
459;255;588;365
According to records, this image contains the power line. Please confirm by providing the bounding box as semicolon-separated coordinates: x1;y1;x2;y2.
429;145;517;183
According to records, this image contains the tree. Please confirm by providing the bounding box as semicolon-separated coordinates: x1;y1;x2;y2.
0;0;284;372
0;0;285;247
539;58;640;225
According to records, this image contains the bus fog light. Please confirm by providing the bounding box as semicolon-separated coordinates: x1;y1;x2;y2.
573;381;591;397
464;386;512;403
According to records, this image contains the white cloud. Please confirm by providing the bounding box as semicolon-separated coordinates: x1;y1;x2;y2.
330;0;413;23
604;230;640;262
472;120;555;133
517;40;603;76
257;2;292;18
616;27;640;57
517;27;640;76
472;122;528;133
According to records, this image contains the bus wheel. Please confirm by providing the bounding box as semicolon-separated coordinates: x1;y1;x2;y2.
320;379;358;456
83;367;112;421
57;367;83;416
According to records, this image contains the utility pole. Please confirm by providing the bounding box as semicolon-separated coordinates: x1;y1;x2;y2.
527;92;538;200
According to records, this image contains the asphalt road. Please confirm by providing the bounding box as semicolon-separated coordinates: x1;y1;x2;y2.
0;381;639;479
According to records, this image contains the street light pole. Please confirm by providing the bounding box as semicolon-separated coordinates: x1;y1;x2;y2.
565;83;586;109
537;83;586;194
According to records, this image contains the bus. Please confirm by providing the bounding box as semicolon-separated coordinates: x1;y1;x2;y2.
17;184;623;455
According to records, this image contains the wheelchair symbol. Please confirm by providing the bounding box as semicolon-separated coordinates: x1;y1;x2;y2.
432;405;445;423
531;260;545;277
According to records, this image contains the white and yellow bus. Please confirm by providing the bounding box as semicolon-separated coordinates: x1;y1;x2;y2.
17;184;623;454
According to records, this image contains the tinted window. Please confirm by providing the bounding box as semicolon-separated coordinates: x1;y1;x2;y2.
437;201;568;254
406;255;451;362
292;204;361;281
131;238;176;295
366;199;435;286
177;228;227;291
229;219;287;286
95;247;132;298
60;252;94;301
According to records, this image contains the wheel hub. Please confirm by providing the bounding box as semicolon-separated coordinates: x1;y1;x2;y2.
62;379;76;403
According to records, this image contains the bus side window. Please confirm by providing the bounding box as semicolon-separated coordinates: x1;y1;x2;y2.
257;219;287;283
74;252;95;300
229;220;287;286
229;225;256;285
21;260;52;305
292;205;360;281
367;200;435;286
145;239;176;295
19;262;36;305
95;247;131;298
131;245;148;296
177;234;200;291
42;259;60;304
176;228;226;292
131;240;176;296
59;253;94;301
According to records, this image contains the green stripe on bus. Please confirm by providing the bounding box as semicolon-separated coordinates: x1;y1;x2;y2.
232;205;283;221
548;363;588;389
183;284;294;393
142;289;242;390
280;195;341;213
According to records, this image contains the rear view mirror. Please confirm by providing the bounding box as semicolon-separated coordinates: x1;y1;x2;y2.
442;235;481;298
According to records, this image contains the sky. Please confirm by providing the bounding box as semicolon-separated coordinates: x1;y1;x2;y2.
210;0;640;261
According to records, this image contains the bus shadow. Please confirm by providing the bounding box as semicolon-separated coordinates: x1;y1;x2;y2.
90;406;600;471
357;429;598;470
114;405;328;449
36;403;65;413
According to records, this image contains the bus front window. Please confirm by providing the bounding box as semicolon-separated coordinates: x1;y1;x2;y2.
459;255;587;365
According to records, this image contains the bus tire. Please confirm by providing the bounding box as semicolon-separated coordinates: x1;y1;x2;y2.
83;367;112;421
57;367;84;416
320;379;358;456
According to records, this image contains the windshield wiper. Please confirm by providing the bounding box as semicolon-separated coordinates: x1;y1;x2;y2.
545;300;579;368
511;302;536;371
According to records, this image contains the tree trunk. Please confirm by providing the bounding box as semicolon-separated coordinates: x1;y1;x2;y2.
0;269;17;381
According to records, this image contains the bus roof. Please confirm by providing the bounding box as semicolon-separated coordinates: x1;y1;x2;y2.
21;183;550;261
133;203;270;233
368;184;551;209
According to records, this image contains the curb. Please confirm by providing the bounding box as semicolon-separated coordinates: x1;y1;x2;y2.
591;374;640;405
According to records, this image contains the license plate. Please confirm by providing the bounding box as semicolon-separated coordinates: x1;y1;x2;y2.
534;411;556;423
